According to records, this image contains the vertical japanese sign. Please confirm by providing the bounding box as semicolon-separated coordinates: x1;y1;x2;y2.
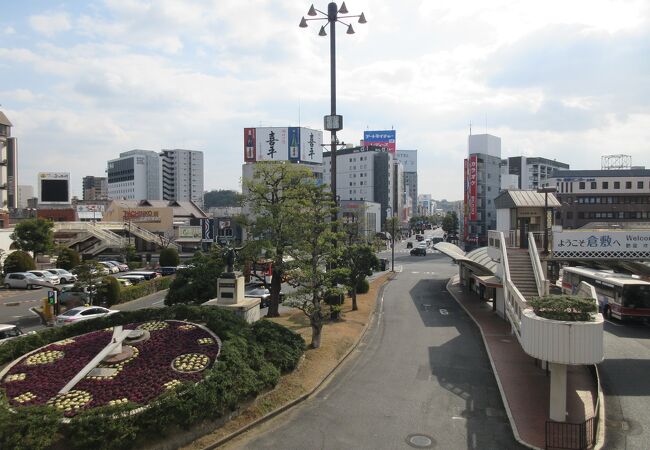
363;130;396;154
300;128;323;163
244;128;256;162
256;127;289;161
201;218;215;242
463;158;469;241
288;127;300;162
469;155;478;221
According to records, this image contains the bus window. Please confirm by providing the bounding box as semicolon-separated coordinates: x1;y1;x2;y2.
622;285;650;309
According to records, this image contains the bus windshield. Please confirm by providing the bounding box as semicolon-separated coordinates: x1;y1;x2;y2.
622;285;650;309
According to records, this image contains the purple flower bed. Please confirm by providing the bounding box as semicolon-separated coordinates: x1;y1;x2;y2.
1;321;220;415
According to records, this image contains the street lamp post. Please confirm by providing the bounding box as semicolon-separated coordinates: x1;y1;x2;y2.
300;2;367;229
536;186;557;255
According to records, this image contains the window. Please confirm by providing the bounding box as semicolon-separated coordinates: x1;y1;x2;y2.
638;181;644;189
591;182;597;189
626;181;632;189
579;182;585;189
614;181;620;189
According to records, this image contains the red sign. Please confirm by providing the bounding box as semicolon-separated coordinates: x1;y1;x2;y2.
244;128;256;162
469;155;478;221
463;158;468;241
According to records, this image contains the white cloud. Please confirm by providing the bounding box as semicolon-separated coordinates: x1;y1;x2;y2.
28;13;71;36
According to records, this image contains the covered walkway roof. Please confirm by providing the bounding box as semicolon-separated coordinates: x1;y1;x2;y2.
434;242;497;275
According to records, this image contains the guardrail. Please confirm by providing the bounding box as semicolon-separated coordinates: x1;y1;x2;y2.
528;232;548;298
498;231;526;339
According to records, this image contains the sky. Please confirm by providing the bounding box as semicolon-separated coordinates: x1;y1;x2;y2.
1;0;649;201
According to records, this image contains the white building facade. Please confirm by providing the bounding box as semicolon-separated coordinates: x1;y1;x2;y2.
396;150;417;220
107;150;162;200
160;149;204;207
17;185;34;209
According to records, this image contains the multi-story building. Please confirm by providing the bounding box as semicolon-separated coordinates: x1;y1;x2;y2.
107;150;162;200
552;168;650;229
17;185;34;209
464;134;502;248
82;176;108;201
396;150;417;219
502;156;569;190
0;111;17;225
160;149;204;207
417;194;436;216
323;146;394;228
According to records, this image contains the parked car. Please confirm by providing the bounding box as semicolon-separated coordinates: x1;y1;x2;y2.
117;275;146;284
46;268;78;284
127;271;158;280
156;266;177;276
107;260;129;272
116;278;132;287
417;242;427;249
431;237;444;245
71;265;110;277
98;261;120;274
3;272;45;290
246;288;271;308
0;324;25;344
410;248;426;256
55;306;119;327
406;242;413;249
28;270;60;285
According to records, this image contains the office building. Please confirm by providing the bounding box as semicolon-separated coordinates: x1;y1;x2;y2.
503;156;569;190
160;149;204;207
17;185;34;209
552;167;650;229
0;111;17;226
82;176;108;201
464;134;501;248
107;150;162;200
396;150;418;219
418;194;435;216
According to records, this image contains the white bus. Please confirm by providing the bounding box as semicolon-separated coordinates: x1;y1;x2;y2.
560;266;650;321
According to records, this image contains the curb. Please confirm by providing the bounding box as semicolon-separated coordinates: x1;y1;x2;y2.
199;273;395;450
446;276;541;450
593;365;606;450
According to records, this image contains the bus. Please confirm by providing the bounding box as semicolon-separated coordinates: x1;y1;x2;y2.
560;266;650;321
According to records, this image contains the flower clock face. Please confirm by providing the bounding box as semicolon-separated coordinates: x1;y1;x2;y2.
0;320;220;417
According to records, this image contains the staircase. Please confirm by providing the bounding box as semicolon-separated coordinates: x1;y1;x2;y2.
506;248;540;300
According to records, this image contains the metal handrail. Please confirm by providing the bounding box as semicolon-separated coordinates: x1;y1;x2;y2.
528;232;548;298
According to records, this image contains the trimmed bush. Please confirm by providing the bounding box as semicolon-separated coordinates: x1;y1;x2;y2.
0;305;304;450
3;251;36;273
355;277;370;294
55;248;80;270
97;276;121;306
159;247;179;267
529;295;597;322
118;277;173;304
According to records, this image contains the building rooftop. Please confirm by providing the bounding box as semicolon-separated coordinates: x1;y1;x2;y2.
494;190;561;209
554;169;650;178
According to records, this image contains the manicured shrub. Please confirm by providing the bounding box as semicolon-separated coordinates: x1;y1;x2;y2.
97;276;121;306
529;295;597;321
159;247;179;267
253;320;305;372
55;247;80;270
3;250;36;273
355;277;370;294
118;277;173;304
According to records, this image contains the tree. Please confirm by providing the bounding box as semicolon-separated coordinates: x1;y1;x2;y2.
96;276;121;306
203;189;243;208
338;244;379;311
159;247;180;267
441;211;459;235
10;218;55;256
3;251;36;273
56;247;80;270
285;180;341;348
243;161;313;318
73;261;104;305
165;249;224;306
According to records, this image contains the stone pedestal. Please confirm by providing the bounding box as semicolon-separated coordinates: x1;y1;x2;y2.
217;272;245;305
202;297;261;324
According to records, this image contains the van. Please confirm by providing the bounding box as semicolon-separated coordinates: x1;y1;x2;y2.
126;271;158;280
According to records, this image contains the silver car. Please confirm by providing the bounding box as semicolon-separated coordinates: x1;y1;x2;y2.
29;270;60;285
55;306;119;327
46;268;78;284
3;272;45;290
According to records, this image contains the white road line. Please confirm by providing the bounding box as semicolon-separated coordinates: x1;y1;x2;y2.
439;309;449;315
152;299;165;306
605;319;623;327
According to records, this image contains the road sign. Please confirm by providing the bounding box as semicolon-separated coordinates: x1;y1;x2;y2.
48;290;58;305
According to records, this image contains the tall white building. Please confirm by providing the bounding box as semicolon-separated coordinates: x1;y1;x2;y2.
17;185;34;208
160;149;204;207
396;150;417;219
107;150;162;200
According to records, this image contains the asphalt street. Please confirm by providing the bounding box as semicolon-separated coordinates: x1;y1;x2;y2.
230;234;524;450
599;319;650;450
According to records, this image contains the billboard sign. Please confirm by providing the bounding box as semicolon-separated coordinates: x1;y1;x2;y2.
469;155;478;221
463;159;468;240
288;127;300;162
244;128;256;162
300;127;322;164
38;172;70;204
363;130;396;153
256;127;288;161
552;230;650;260
201;218;215;242
177;226;202;240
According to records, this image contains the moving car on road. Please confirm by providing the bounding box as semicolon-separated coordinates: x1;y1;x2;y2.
406;242;413;249
3;272;45;290
55;306;119;327
410;248;426;256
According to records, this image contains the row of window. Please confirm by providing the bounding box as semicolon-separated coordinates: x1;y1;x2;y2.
558;211;650;220
559;195;650;204
558;180;647;193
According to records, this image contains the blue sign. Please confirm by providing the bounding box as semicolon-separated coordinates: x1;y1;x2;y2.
288;127;300;162
363;130;396;153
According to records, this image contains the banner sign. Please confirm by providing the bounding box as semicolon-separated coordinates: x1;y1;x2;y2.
552;230;650;260
463;158;469;241
123;209;161;223
201;218;215;242
363;130;396;153
288;127;300;161
177;226;202;239
469;155;478;221
256;127;288;161
300;128;322;163
244;128;256;162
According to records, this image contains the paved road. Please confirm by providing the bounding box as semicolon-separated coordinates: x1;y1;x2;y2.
230;240;523;450
600;320;650;450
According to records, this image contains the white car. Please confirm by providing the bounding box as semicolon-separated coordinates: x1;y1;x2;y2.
29;270;60;285
55;306;119;327
98;262;120;274
117;275;146;284
46;268;77;284
3;272;45;290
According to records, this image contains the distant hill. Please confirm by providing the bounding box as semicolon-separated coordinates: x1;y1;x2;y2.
204;190;243;208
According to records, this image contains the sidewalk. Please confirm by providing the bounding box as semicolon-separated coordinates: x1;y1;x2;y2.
447;276;597;449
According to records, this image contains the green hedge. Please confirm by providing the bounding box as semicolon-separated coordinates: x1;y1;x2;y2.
356;277;370;294
0;306;304;450
118;277;174;304
529;295;597;322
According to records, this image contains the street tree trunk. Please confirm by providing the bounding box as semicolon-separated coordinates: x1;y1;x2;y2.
267;264;282;318
351;290;358;311
310;307;323;349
